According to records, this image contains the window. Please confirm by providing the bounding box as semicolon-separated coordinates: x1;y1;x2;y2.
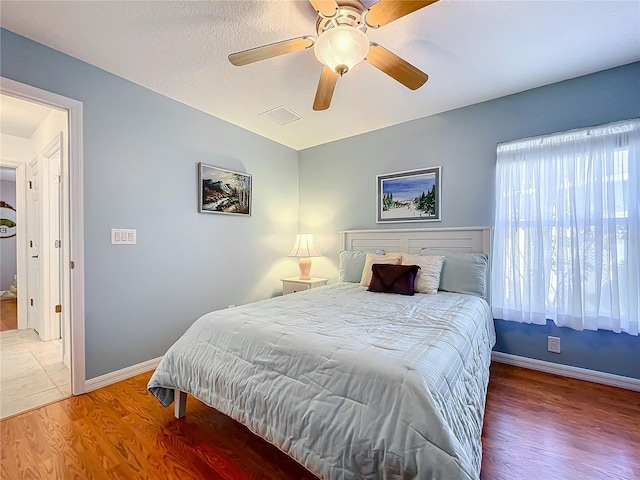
492;119;639;336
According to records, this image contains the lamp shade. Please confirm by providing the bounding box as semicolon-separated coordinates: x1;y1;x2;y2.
313;26;370;75
288;233;322;258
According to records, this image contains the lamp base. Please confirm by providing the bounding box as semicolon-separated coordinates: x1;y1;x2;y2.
298;257;312;280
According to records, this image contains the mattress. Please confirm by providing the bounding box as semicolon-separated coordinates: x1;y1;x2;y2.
148;283;496;479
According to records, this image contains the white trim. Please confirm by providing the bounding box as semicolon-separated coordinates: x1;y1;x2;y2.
67;88;86;394
84;357;163;393
1;77;86;395
37;134;63;342
492;351;640;392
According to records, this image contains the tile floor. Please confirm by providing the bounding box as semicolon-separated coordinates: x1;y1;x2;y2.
0;328;70;418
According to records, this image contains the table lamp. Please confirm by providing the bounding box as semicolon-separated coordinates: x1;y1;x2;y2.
288;233;322;280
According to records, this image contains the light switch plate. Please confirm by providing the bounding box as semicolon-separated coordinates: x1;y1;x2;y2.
111;229;136;245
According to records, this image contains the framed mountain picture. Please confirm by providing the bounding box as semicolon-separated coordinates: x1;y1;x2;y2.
377;167;441;223
199;163;252;216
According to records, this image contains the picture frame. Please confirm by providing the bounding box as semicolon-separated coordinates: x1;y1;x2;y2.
376;167;441;223
199;163;252;216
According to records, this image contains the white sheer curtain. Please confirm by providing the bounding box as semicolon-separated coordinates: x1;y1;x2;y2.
492;119;639;336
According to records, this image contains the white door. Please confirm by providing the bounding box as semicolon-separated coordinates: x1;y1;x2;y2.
26;136;64;342
27;158;42;335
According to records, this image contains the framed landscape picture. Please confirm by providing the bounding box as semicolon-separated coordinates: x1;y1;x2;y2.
377;167;441;223
199;163;252;216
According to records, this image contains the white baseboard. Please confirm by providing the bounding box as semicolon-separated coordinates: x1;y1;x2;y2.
492;351;640;392
84;356;163;393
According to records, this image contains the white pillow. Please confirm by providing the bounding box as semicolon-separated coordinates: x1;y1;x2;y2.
401;253;445;294
360;252;403;287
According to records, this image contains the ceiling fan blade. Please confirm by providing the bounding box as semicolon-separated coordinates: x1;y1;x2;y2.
313;66;339;111
308;0;339;17
365;0;439;28
228;36;314;66
366;43;428;90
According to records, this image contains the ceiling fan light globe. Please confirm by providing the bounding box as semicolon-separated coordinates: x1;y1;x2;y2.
313;26;369;74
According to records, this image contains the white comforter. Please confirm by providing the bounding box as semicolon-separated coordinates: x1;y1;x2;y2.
148;283;496;479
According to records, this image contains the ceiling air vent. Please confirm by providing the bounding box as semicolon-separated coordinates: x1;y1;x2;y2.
259;106;303;125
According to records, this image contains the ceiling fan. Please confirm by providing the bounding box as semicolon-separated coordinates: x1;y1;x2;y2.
228;0;438;111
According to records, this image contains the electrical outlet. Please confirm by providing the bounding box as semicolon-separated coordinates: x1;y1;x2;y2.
548;336;561;354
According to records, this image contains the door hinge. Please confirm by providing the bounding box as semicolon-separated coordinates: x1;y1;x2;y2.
70;261;75;269
54;175;61;184
30;240;33;247
28;180;33;189
30;298;34;306
55;240;61;248
55;305;62;313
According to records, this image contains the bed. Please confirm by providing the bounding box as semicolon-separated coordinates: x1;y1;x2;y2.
148;227;496;480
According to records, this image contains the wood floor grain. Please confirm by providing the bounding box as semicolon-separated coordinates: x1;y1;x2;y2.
1;362;638;479
0;297;18;331
481;363;640;480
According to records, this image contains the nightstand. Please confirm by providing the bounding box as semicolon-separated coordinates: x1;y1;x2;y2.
281;277;328;295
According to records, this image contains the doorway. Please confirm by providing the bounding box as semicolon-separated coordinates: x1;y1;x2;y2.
0;166;18;332
0;96;68;418
0;78;85;417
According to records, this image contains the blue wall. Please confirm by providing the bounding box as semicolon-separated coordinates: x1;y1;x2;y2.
1;29;300;379
2;26;638;381
299;62;640;380
494;319;638;379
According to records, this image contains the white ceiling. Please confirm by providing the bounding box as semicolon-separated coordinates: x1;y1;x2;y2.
0;94;54;139
1;1;638;150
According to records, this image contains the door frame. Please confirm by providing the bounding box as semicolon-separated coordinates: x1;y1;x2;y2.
1;77;86;395
26;134;64;342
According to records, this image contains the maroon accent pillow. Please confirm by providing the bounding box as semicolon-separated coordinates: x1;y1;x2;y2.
367;264;421;296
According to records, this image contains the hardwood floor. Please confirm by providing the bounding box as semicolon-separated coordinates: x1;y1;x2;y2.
481;363;639;480
0;297;18;331
1;363;638;479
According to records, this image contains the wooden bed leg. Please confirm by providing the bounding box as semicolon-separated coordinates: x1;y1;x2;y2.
174;390;187;419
